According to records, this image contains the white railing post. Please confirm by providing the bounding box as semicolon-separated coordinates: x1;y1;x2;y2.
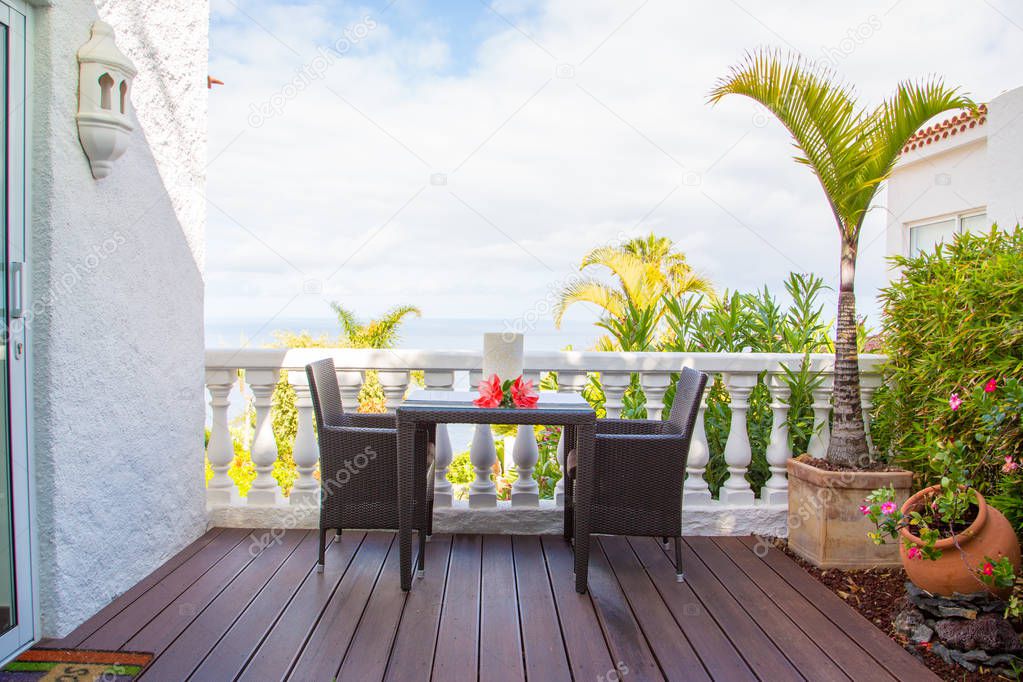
336;369;362;411
808;374;834;459
601;371;631;418
860;373;882;454
433;424;454;507
288;369;320;507
640;372;671;421
205;369;236;506
762;369;791;505
469;424;498;508
683;391;712;505
246;368;282;506
555;370;588;506
377;370;410;411
719;371;756;505
511;425;540;507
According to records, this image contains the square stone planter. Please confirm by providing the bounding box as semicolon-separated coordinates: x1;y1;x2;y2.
787;458;914;569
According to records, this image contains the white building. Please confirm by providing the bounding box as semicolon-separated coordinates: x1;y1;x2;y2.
884;85;1023;260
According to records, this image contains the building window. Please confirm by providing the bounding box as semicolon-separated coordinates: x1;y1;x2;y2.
909;211;988;255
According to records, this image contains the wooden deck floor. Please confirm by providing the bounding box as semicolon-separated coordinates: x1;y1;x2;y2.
49;528;937;681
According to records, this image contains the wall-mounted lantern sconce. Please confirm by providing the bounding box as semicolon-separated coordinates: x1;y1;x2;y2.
77;21;137;179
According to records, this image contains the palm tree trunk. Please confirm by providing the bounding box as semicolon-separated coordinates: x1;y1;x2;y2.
826;239;870;467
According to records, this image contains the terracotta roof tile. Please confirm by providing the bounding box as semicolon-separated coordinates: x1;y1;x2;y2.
901;104;987;154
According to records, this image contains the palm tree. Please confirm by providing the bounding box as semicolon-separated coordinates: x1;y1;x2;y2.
554;234;713;351
330;303;421;349
709;49;972;467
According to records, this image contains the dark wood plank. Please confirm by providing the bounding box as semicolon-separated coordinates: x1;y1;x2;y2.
190;530;325;681
384;535;453;682
237;531;366;682
432;534;482;681
739;536;941;681
286;532;393;681
337;533;410;681
540;536;616;681
628;538;756;682
81;528;249;649
124;529;274;656
655;536;803;681
479;535;525;682
713;537;898;682
685;536;848;681
588;539;664;681
599;537;709;682
511;536;571;682
51;528;226;648
138;530;307;680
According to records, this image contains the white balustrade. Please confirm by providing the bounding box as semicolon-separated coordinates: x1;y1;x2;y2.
762;369;791;505
719;371;757;506
682;391;712;505
287;370;319;507
205;369;236;506
204;349;886;534
808;374;834;459
246;368;282;506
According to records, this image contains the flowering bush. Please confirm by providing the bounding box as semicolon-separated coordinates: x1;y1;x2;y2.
473;374;539;409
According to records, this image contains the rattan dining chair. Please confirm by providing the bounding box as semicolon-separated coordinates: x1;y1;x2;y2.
306;358;434;574
564;366;708;584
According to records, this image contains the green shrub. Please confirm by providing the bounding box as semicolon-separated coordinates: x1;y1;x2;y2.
872;227;1023;529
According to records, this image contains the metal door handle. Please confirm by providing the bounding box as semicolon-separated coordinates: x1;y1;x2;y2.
10;261;22;319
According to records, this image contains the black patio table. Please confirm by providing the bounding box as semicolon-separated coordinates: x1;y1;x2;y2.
396;390;597;593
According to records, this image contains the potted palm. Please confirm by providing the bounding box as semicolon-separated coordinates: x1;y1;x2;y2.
710;50;974;567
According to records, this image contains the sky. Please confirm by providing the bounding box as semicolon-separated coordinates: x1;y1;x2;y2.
205;0;1023;340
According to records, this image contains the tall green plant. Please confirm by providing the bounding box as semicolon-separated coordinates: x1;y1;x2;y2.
710;49;972;467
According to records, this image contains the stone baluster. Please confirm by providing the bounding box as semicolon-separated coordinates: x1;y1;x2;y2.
205;369;237;506
336;369;363;411
682;391;712;505
424;370;455;507
808;374;834;459
469;424;498;508
246;369;281;506
601;371;631;418
762;369;791;505
555;370;588;506
860;373;882;454
288;369;320;507
377;370;410;411
640;372;672;421
468;369;483;388
719;371;757;505
511;424;540;507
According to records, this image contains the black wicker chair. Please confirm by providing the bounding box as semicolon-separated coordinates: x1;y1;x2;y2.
564;366;708;583
306;358;434;574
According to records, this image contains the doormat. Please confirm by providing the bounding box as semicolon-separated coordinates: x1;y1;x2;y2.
0;648;152;681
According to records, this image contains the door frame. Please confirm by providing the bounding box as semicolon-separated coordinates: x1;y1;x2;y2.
0;0;36;662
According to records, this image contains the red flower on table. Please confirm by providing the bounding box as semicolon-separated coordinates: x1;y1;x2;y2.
511;376;539;408
473;374;503;408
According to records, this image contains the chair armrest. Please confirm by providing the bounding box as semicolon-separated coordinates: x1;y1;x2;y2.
318;425;397;457
595;418;675;436
346;413;396;429
586;433;690;474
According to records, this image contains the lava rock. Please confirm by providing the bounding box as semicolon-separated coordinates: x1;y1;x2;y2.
933;614;1022;652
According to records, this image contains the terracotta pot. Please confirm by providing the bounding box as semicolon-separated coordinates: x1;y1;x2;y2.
787;458;914;569
899;485;1021;598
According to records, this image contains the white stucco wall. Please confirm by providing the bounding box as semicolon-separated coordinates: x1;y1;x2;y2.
987;86;1023;231
29;1;208;637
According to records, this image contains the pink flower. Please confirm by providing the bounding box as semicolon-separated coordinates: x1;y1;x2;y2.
859;505;870;515
1003;456;1019;474
881;501;897;515
949;393;963;411
906;546;922;560
982;562;994;576
984;378;998;393
473;374;503;408
510;376;539;409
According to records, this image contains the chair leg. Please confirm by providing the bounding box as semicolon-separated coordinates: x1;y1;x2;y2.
427;500;434;538
563;475;574;543
317;528;326;573
674;537;684;583
417;531;426;579
661;536;670;549
333;529;342;543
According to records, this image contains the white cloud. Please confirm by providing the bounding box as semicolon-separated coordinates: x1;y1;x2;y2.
206;0;1023;335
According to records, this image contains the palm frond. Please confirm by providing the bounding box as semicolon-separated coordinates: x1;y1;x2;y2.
553;280;625;327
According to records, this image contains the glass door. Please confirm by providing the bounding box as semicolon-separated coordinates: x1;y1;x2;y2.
0;0;33;661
